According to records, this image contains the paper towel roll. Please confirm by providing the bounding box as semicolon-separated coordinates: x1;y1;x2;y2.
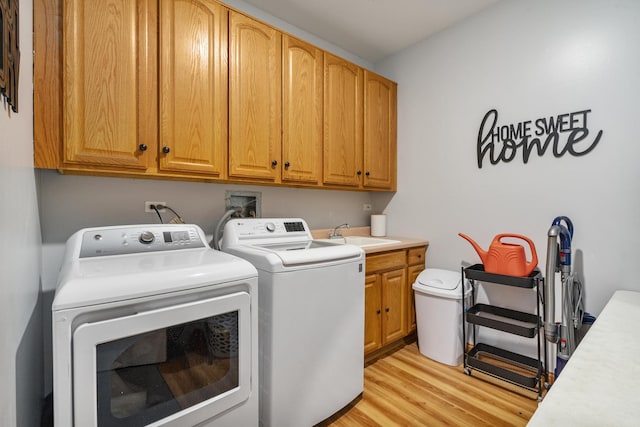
371;214;387;237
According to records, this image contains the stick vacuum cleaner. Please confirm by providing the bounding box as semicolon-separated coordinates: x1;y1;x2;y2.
543;216;585;377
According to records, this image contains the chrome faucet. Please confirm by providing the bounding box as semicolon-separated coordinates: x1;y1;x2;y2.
329;223;350;239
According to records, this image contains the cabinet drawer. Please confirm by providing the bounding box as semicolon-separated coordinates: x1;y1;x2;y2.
366;250;406;273
407;247;426;265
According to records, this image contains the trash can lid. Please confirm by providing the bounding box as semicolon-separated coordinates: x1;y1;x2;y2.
412;268;468;299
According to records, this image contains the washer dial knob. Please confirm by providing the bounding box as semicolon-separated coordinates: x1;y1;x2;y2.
139;231;155;244
265;222;276;232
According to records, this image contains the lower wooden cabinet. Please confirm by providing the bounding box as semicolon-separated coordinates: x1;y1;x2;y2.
406;247;426;333
364;268;407;354
380;267;408;343
364;245;426;356
364;274;382;354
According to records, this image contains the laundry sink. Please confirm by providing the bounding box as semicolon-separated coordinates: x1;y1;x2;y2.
315;236;401;247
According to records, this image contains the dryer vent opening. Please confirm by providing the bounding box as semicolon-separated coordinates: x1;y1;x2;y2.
225;191;261;218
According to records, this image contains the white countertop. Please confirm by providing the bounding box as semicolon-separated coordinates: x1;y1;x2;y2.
528;290;640;427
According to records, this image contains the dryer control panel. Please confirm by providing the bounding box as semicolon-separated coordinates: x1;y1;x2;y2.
78;225;206;258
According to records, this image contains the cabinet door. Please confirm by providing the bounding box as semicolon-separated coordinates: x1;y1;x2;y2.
363;71;397;190
364;274;382;354
407;246;427;333
323;53;363;187
35;0;63;169
382;268;407;344
407;264;425;333
159;0;227;176
63;0;156;170
282;35;323;184
229;12;281;180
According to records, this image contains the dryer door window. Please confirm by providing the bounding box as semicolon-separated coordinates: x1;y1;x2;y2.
72;292;251;427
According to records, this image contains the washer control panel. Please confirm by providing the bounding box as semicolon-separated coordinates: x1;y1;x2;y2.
79;225;205;258
223;218;312;246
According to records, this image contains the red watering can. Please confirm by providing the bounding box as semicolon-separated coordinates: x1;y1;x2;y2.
459;233;538;277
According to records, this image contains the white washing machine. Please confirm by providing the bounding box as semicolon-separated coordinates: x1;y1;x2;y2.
222;218;365;427
52;224;259;427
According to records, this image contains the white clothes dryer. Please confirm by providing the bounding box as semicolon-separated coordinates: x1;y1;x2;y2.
222;218;365;427
52;224;258;427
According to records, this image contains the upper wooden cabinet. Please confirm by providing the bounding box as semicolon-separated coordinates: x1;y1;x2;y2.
34;0;397;191
282;35;323;184
228;11;282;181
37;0;229;178
62;0;156;171
323;55;397;191
364;71;397;190
323;52;363;188
158;0;227;177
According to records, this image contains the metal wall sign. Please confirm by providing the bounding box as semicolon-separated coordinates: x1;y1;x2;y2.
476;109;603;168
0;0;19;113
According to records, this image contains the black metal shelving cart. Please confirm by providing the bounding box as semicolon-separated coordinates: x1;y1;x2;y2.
461;264;548;400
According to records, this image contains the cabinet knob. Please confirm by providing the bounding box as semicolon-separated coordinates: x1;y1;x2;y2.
365;171;371;177
162;146;170;154
385;307;390;313
271;160;278;167
418;254;422;259
376;309;381;315
138;144;148;152
284;161;290;169
357;170;362;176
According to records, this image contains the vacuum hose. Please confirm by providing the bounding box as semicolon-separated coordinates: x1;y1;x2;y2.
544;217;577;347
544;225;561;343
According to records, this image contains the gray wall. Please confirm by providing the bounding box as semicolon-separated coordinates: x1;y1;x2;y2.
374;0;640;356
0;0;43;425
38;171;375;246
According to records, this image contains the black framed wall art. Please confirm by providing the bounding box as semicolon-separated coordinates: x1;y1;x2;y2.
0;0;19;113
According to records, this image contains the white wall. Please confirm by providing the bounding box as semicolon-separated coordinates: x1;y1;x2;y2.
0;0;43;425
221;0;374;69
375;0;640;325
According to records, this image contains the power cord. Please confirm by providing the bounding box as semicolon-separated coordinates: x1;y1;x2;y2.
150;204;164;223
150;204;185;224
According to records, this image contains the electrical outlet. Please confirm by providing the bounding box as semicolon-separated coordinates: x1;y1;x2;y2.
363;204;372;212
145;201;167;213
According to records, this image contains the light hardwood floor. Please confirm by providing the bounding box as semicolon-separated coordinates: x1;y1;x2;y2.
323;343;541;426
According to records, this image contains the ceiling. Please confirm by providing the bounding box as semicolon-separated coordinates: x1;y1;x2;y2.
241;0;500;63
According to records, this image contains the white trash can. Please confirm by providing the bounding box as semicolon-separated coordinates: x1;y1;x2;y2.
412;268;471;366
